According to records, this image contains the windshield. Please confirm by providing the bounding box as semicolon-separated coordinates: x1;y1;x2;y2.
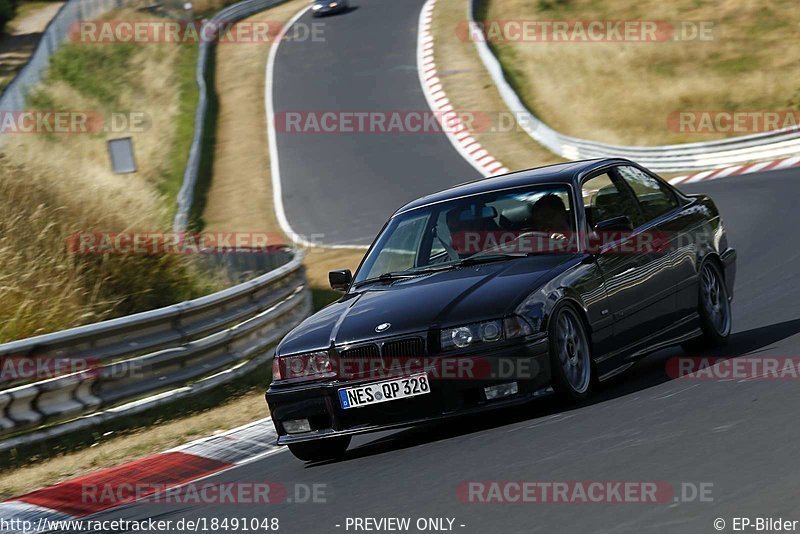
353;184;575;283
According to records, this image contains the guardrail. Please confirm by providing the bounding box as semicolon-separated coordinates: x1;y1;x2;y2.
172;0;290;231
466;0;800;172
0;250;310;453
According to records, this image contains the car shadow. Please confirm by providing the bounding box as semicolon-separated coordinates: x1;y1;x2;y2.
315;5;359;17
306;317;800;467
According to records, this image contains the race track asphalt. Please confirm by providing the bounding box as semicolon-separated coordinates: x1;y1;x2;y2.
72;168;800;534
272;0;480;246
65;1;800;532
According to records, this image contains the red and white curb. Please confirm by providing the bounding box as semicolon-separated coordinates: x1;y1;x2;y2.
0;417;281;531
668;156;800;185
417;0;509;178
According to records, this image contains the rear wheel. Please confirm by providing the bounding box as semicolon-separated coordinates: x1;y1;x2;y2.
684;261;731;350
287;436;351;462
549;305;592;401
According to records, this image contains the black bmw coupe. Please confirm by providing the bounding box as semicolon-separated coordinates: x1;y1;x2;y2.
267;158;736;461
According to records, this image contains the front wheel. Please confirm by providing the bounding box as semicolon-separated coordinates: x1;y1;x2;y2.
287;436;351;462
549;305;592;401
685;261;731;350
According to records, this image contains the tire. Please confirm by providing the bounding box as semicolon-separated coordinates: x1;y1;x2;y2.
287;436;351;462
683;260;731;351
549;304;592;401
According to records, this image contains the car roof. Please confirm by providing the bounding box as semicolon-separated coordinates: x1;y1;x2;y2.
394;157;634;215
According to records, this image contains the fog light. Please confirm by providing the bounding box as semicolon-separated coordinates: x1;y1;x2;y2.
283;419;311;434
484;382;518;400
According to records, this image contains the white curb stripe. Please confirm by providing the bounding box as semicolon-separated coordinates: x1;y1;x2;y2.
416;0;508;178
264;4;367;250
668;157;800;185
0;501;75;532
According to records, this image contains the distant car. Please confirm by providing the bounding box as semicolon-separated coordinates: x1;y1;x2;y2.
266;158;736;462
311;0;348;16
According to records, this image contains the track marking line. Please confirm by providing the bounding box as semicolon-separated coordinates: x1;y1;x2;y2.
264;3;367;250
415;0;509;179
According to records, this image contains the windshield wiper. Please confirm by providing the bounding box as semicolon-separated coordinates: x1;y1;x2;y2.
457;253;528;266
353;254;527;288
352;266;454;288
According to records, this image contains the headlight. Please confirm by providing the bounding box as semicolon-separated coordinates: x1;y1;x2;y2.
329;1;338;6
312;4;322;9
440;319;501;351
273;351;333;381
440;316;534;352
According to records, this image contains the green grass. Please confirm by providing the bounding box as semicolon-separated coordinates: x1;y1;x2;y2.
312;287;341;310
187;43;217;231
47;43;137;105
163;44;202;216
709;55;761;76
33;36;207;219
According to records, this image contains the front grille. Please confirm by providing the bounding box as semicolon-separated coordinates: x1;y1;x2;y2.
340;344;380;359
383;337;426;359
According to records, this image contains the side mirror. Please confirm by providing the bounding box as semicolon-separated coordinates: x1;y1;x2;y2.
329;269;352;291
593;215;633;233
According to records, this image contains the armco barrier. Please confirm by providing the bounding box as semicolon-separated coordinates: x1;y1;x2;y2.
466;0;800;172
0;250;310;452
173;0;290;231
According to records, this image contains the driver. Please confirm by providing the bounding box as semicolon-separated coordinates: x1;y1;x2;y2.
529;194;571;234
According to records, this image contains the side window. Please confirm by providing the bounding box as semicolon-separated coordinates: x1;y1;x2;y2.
617;165;679;222
581;172;642;228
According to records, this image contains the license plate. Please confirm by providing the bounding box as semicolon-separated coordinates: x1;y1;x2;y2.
338;373;431;410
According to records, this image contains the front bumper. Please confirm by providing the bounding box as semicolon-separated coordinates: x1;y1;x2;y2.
266;338;551;444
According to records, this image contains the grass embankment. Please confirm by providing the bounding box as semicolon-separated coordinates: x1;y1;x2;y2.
478;0;800;145
0;9;222;341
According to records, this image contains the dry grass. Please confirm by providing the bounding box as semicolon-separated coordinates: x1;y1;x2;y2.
433;0;564;172
0;0;362;494
0;158;215;340
479;0;800;145
0;9;223;341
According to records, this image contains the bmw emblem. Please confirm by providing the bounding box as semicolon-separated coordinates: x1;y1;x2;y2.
375;322;391;333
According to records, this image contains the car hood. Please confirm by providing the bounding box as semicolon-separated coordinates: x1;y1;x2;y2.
278;254;577;355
